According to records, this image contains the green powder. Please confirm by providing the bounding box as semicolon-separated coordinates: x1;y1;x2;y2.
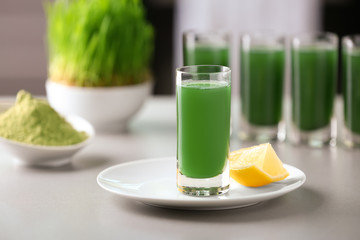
0;90;88;146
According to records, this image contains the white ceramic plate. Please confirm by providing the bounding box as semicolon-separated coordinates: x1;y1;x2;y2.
97;157;306;210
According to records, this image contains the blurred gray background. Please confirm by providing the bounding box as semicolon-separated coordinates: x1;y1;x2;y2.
0;0;46;95
0;0;359;95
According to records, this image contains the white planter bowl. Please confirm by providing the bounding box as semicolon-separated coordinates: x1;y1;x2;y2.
46;80;152;133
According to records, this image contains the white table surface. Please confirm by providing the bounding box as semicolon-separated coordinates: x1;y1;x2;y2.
1;96;360;240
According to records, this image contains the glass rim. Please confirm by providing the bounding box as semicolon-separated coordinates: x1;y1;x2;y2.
290;31;338;41
176;65;231;75
342;34;360;48
240;30;285;39
343;34;360;39
240;30;285;48
183;29;230;38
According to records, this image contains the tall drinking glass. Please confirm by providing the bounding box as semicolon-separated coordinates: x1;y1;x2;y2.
176;65;231;196
342;35;360;148
290;32;338;147
239;32;286;142
183;31;230;67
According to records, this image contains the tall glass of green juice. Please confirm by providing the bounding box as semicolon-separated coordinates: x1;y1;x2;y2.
183;31;230;66
342;35;360;148
239;32;286;142
176;65;231;196
290;32;338;147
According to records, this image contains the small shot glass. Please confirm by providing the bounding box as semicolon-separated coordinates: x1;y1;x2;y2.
176;65;231;196
341;35;360;148
289;32;338;147
239;31;286;142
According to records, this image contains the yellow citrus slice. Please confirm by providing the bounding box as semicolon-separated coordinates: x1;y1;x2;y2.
229;143;289;187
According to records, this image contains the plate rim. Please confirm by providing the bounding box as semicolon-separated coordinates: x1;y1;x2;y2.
97;156;306;207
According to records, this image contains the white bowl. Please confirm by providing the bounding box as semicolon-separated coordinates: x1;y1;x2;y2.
46;80;152;133
0;115;95;167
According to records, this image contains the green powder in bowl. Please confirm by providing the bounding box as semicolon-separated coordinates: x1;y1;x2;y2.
0;90;88;146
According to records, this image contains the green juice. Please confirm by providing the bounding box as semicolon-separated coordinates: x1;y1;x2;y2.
292;47;337;131
177;81;231;178
183;45;229;67
240;48;285;126
343;51;360;134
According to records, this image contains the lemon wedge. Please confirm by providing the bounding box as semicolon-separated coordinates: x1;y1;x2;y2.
229;143;289;187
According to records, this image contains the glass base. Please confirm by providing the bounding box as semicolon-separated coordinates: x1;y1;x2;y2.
289;124;336;147
177;164;230;197
238;118;285;142
341;127;360;148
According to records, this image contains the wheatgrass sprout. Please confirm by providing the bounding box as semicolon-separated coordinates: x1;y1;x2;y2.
45;0;154;87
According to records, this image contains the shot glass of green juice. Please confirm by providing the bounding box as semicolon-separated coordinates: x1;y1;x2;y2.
183;31;230;67
176;65;231;196
342;35;360;148
239;32;286;142
290;32;338;147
